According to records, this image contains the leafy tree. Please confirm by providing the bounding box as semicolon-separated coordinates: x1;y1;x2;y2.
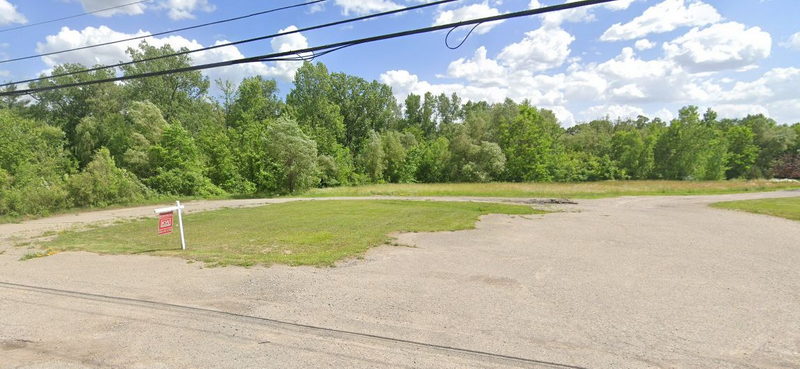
0;109;73;215
653;106;728;180
412;137;451;183
498;105;563;181
68;147;148;207
286;62;345;156
121;41;210;122
381;130;417;183
226;76;283;127
263;117;319;193
724;125;759;179
146;124;222;196
329;73;398;151
610;129;655;179
27;64;119;149
357;131;385;182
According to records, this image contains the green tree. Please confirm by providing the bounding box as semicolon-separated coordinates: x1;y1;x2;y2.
68;147;148;207
499;105;563;181
286;62;345;156
357;131;385;182
121;41;210;122
226;76;283;128
653;106;728;180
724;125;759;179
263;117;319;193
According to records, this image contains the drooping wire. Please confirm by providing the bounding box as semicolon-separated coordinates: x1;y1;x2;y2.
445;22;483;50
0;0;153;34
0;0;326;65
0;0;619;97
0;0;463;89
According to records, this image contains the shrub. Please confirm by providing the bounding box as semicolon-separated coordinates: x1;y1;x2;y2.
68;147;149;207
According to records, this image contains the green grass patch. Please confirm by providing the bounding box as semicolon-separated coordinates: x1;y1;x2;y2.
711;196;800;221
302;180;800;199
43;200;541;267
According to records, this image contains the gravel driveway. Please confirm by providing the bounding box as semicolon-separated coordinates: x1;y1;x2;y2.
1;191;799;368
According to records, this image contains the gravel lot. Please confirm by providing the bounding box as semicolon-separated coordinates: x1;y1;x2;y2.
1;191;799;368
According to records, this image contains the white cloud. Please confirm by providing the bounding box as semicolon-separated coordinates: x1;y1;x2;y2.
601;0;722;41
663;22;771;73
497;25;575;72
35;25;308;85
530;0;635;28
78;0;147;17
446;46;506;86
634;39;655;50
333;0;400;15
433;1;503;35
0;0;26;25
779;32;800;51
580;104;645;121
159;0;215;20
711;104;769;119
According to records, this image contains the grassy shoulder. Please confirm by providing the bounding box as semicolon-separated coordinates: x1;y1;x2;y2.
302;180;800;199
711;197;800;221
42;200;542;267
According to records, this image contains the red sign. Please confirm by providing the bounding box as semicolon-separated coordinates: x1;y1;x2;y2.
158;212;174;235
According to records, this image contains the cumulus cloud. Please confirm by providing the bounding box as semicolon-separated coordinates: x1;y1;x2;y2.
497;25;575;72
634;39;655;50
663;22;771;73
710;104;769;119
77;0;147;17
333;0;400;15
433;2;503;35
0;0;26;25
529;0;635;28
780;32;800;51
35;25;308;84
580;104;645;121
159;0;215;20
601;0;721;41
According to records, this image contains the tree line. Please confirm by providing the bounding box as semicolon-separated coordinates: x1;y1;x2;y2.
1;42;799;217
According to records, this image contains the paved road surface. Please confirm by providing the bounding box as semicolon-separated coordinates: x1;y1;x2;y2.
1;192;799;368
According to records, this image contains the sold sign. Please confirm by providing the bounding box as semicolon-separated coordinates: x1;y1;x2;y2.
158;212;174;235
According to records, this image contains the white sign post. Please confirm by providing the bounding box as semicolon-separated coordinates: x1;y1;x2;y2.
154;201;186;250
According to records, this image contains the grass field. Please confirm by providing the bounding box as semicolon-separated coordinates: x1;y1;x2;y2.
42;200;541;267
302;180;800;199
711;197;800;221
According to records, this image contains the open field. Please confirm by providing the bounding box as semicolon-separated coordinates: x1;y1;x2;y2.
42;200;540;267
302;180;800;199
712;196;800;221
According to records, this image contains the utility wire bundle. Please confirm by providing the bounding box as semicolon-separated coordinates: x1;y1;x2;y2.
0;0;617;97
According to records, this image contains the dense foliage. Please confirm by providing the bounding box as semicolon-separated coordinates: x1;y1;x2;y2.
1;42;798;217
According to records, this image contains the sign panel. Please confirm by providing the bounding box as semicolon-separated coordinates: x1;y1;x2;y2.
158;212;174;235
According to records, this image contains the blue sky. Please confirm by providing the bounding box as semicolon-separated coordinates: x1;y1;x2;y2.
0;0;798;125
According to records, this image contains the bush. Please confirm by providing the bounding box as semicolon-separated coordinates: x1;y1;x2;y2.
772;153;800;179
68;148;149;207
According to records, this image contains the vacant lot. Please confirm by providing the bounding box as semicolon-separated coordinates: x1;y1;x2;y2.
303;180;800;198
43;200;540;266
2;190;799;368
712;196;800;221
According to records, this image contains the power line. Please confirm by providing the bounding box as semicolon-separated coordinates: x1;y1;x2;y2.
0;0;326;65
0;0;462;89
0;0;153;34
0;0;618;97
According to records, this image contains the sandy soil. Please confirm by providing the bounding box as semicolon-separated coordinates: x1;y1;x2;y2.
1;191;799;368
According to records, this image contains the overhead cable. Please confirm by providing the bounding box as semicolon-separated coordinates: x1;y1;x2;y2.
0;0;153;34
0;0;462;89
0;0;326;65
0;0;618;97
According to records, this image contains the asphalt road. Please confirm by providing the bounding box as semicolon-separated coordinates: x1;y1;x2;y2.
1;191;799;368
